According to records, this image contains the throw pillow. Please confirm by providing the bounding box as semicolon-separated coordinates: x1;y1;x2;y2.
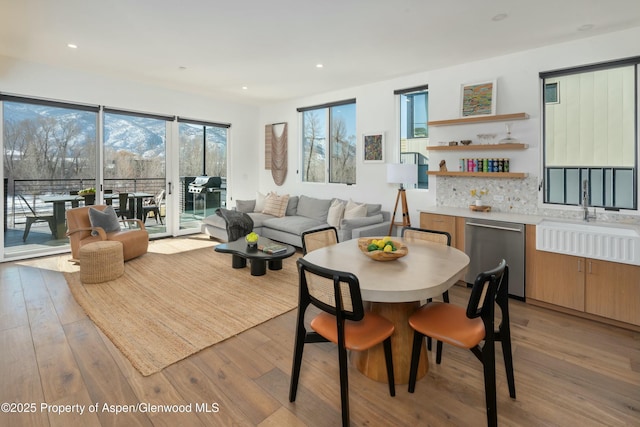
262;192;290;218
254;191;267;212
327;199;345;229
343;199;367;219
88;206;121;236
235;199;256;213
285;196;299;216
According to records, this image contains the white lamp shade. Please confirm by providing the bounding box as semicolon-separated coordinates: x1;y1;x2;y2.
386;163;418;186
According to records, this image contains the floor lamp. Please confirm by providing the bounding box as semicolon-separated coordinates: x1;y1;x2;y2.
387;163;418;236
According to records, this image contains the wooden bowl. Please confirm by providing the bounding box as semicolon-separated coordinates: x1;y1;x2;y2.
357;238;409;261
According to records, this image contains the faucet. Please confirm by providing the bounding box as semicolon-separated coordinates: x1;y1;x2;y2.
582;179;596;222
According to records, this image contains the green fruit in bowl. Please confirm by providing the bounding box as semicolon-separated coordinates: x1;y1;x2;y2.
245;232;259;243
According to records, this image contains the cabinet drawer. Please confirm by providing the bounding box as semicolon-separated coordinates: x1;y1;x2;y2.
420;213;455;234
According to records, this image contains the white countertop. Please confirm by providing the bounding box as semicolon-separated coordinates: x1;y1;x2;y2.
418;206;543;225
418;205;640;234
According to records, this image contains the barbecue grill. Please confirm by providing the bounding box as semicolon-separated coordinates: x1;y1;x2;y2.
188;176;223;217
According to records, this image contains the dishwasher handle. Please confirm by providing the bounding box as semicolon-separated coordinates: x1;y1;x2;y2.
466;221;523;233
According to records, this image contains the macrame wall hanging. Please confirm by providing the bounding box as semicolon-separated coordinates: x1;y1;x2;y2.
265;122;287;186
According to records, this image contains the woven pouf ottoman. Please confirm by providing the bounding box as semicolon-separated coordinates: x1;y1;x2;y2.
79;241;125;284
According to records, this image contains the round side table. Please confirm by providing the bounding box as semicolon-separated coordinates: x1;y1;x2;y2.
79;241;124;284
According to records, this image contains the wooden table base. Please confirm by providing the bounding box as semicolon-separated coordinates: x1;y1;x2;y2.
351;301;428;385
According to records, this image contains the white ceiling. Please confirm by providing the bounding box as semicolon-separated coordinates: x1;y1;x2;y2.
1;0;640;106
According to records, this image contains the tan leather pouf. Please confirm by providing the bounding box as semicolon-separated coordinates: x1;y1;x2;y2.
79;241;124;284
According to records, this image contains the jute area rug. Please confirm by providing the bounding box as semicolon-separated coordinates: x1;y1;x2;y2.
62;236;300;376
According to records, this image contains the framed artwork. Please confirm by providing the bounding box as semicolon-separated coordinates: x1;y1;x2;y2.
460;80;497;117
363;132;384;163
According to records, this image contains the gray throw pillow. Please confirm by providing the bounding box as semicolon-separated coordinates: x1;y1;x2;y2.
88;206;121;236
286;196;299;216
235;199;256;213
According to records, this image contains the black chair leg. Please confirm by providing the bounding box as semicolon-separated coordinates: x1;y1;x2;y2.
408;331;424;393
337;344;350;427
436;340;444;364
500;327;516;399
382;337;395;397
481;342;498;427
289;321;307;402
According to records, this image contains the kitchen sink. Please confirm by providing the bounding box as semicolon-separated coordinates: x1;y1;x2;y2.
536;219;640;266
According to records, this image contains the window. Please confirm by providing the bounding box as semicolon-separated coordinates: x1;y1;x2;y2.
298;99;356;184
541;58;638;210
103;109;173;182
396;85;429;189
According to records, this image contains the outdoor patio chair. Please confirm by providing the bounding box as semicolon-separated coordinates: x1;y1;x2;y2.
18;194;56;242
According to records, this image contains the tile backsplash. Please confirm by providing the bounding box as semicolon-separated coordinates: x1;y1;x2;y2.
435;175;640;224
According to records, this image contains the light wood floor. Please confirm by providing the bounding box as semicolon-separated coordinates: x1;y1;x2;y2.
1;245;639;426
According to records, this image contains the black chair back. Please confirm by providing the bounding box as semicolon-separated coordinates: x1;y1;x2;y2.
297;257;364;322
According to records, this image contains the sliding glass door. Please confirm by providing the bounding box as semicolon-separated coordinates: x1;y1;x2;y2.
2;96;98;259
177;119;228;232
103;110;172;237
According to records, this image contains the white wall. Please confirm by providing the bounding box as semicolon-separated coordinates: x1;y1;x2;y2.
2;25;639;219
0;55;260;204
258;26;640;217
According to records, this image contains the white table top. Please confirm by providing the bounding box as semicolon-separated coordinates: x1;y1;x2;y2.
302;237;470;303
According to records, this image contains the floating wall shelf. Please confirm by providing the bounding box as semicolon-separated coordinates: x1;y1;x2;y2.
428;112;529;127
427;143;528;151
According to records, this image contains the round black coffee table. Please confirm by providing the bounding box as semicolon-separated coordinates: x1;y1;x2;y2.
214;237;296;276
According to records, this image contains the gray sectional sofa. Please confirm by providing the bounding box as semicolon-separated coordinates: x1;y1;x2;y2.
201;194;391;247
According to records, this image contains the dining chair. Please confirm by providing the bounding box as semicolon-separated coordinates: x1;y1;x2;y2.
70;190;80;208
142;189;164;225
104;189;113;205
18;194;56;241
290;257;396;427
407;259;516;427
301;226;338;255
402;226;451;352
115;192;132;220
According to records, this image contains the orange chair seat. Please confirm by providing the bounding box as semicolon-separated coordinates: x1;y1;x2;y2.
409;302;485;349
311;312;395;351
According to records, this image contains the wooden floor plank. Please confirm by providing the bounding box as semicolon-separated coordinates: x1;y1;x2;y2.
1;240;639;426
64;318;153;427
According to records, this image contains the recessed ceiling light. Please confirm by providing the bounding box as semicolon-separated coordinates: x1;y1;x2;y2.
492;13;508;21
578;24;595;31
67;43;78;49
242;86;248;90
316;63;324;68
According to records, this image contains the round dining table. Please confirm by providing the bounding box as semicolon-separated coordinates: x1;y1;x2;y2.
302;236;470;384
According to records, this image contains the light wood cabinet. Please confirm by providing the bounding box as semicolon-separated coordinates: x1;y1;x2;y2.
419;212;465;251
585;259;640;325
526;225;640;327
527;250;585;311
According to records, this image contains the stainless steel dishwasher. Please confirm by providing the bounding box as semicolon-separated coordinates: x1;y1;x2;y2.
464;218;525;299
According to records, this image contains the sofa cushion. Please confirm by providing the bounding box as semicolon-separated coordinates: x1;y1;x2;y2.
286;196;299;216
344;199;368;219
340;213;384;237
262;192;289;217
262;216;325;236
296;195;332;222
88;205;121;236
246;212;274;228
327;199;345;229
236;199;256;213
